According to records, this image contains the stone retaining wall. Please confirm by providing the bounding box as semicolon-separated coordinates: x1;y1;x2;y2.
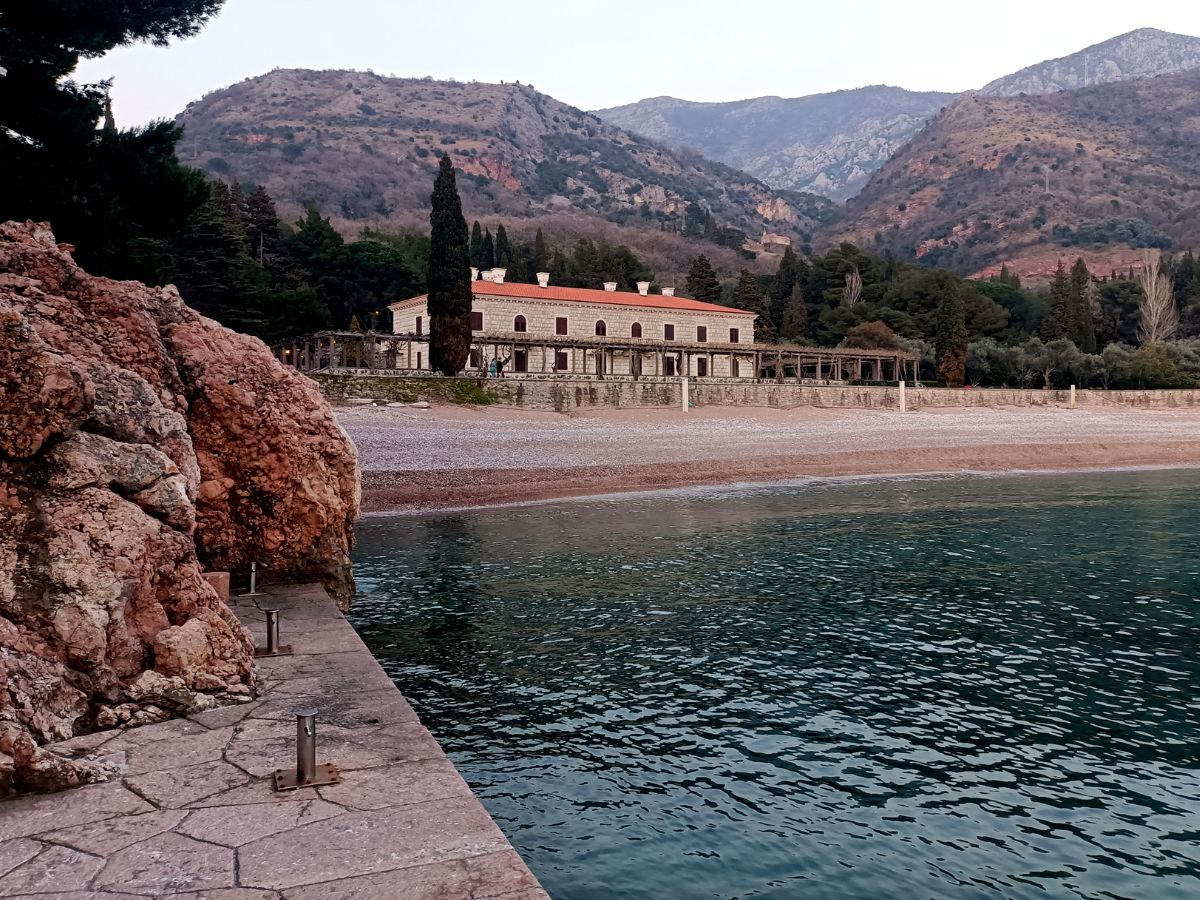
310;372;1200;412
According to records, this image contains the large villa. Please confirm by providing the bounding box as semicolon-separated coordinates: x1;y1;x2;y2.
388;268;757;378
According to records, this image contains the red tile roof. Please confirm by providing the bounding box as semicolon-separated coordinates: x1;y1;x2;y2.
394;281;754;316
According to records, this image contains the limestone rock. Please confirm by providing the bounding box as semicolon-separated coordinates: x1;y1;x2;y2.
0;221;360;795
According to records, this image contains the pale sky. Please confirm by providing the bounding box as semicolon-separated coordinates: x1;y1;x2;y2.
76;0;1200;127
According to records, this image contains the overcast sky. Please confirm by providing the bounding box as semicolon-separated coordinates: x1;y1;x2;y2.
76;0;1200;127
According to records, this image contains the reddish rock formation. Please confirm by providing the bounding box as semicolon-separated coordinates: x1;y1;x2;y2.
0;222;360;795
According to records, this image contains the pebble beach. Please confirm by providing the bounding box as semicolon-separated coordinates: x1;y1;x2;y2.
336;403;1200;513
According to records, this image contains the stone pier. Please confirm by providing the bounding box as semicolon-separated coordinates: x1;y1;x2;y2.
0;585;548;899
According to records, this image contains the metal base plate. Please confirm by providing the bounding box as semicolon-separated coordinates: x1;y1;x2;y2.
273;762;340;791
254;645;293;658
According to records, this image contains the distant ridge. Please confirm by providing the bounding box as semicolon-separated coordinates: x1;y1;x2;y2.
596;86;955;202
981;27;1200;97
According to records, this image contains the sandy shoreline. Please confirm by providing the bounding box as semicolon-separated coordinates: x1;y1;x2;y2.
336;404;1200;514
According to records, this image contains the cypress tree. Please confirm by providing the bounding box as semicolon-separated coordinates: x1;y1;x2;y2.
1042;260;1072;340
780;284;808;342
480;228;495;270
427;154;472;375
1069;257;1097;352
686;255;722;303
495;224;513;270
469;221;483;269
532;228;549;275
935;287;969;386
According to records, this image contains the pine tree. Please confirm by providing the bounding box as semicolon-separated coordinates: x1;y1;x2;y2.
480;228;495;270
733;269;776;342
469;221;483;269
1069;257;1097;352
244;185;286;275
770;247;801;329
1042;260;1072;340
427;154;472;375
935;287;969;386
686;255;722;303
780;284;808;342
171;181;269;335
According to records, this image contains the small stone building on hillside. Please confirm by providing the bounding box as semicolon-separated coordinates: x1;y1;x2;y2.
389;269;756;377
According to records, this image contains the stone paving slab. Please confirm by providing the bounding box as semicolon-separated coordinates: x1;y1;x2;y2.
0;584;550;898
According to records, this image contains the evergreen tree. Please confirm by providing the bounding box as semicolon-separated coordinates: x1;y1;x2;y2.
935;287;969;386
1;1;222;277
686;255;722;303
426;154;472;375
286;207;351;323
770;247;801;329
1069;257;1097;353
570;238;603;288
1042;260;1072;340
494;224;513;270
244;185;286;275
480;228;495;270
733;269;776;342
532;228;549;275
780;284;808;342
469;221;483;269
171;181;269;334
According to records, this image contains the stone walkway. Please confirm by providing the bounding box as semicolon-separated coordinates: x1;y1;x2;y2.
0;584;550;899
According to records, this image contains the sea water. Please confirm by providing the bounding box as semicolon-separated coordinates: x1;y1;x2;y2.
350;470;1200;899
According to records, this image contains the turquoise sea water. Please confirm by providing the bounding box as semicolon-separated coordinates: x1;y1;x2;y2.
350;471;1200;899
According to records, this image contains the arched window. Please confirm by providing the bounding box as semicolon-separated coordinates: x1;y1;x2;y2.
631;322;642;338
595;320;607;337
514;315;527;333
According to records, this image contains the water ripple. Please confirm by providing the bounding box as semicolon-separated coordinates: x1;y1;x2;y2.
351;470;1200;900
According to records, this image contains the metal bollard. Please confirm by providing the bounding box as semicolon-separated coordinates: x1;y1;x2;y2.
273;708;340;791
266;609;280;654
241;562;264;597
254;609;292;657
296;708;317;785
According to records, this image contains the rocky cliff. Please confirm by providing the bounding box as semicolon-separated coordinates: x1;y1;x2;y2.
980;28;1200;97
0;221;360;795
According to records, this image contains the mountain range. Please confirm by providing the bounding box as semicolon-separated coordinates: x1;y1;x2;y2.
176;69;833;276
597;29;1200;206
176;27;1200;279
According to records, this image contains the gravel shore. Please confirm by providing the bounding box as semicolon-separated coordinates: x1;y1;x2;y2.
337;404;1200;513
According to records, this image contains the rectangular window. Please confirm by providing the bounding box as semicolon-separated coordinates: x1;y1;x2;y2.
664;323;675;341
554;350;569;371
469;349;481;368
470;311;484;331
663;356;676;376
697;326;707;343
729;328;739;344
416;351;422;370
415;316;423;335
514;350;528;373
556;317;568;335
732;358;740;377
697;358;708;377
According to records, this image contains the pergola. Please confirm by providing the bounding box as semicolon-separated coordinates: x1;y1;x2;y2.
275;331;921;383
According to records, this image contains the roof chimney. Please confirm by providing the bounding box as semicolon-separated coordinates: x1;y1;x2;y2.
603;282;617;292
471;267;479;281
661;287;675;297
483;268;506;284
536;271;550;288
637;281;650;296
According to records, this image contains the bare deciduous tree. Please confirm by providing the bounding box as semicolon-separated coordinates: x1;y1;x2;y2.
1138;253;1179;345
842;268;863;307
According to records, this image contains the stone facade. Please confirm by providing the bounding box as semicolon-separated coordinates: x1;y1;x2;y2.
389;281;755;378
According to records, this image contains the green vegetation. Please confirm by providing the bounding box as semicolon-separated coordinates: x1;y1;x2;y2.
427;154;473;375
